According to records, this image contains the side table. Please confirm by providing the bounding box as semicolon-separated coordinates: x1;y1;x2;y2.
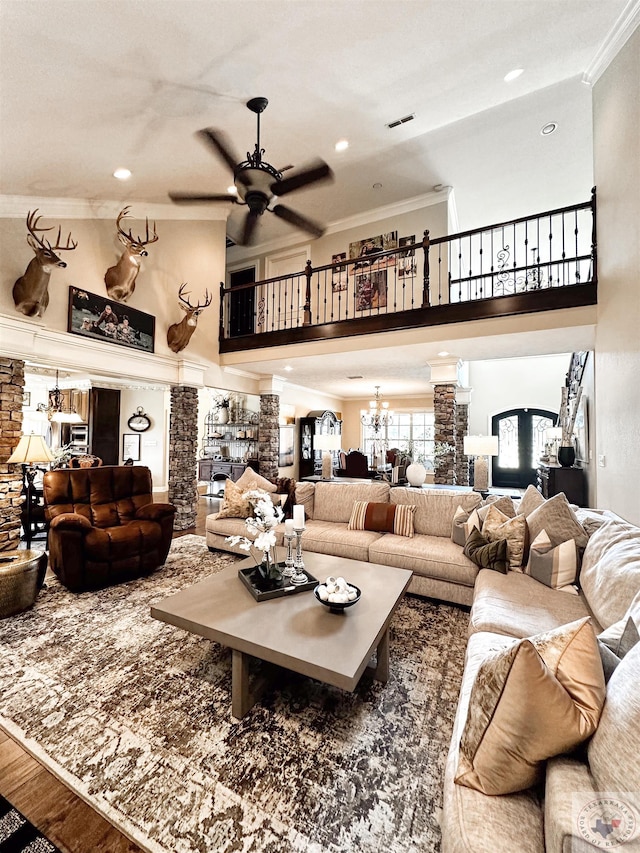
0;550;48;619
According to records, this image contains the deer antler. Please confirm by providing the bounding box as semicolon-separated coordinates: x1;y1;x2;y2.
116;206;159;247
26;209;54;249
178;282;212;310
45;224;78;252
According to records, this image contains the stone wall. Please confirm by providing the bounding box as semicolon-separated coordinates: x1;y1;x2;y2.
0;358;24;552
169;385;199;530
434;383;456;485
259;394;279;480
455;402;470;485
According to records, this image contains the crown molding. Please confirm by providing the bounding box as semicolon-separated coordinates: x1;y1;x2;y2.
582;0;640;85
0;195;230;221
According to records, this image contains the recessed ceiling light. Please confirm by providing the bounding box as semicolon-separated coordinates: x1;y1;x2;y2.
504;68;524;83
438;350;449;357
283;365;293;372
540;122;558;136
335;139;349;152
227;185;238;195
113;168;132;181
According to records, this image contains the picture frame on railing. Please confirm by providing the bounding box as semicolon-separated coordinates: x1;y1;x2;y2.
122;433;141;462
398;235;417;277
68;287;155;353
331;252;348;292
349;231;397;270
356;269;387;311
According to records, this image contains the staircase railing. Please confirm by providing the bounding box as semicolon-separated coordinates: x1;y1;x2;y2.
219;188;596;350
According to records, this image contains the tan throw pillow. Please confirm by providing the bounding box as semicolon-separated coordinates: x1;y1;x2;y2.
348;501;416;537
525;529;578;590
477;494;516;524
455;617;605;795
234;468;277;494
216;478;256;519
294;482;315;520
451;506;481;546
526;492;589;552
482;504;528;570
517;484;546;516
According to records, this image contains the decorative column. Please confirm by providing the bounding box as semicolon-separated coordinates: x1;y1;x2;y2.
428;357;463;486
455;388;471;486
259;393;279;480
169;385;199;530
0;358;25;552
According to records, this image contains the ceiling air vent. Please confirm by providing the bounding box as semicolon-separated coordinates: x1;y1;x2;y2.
387;113;415;129
225;236;236;248
347;375;364;380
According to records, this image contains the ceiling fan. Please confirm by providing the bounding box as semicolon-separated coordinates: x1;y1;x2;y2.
169;97;333;246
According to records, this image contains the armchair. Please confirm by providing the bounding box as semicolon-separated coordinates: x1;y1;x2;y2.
43;465;176;591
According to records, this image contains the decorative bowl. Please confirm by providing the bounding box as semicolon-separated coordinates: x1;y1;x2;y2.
314;583;361;614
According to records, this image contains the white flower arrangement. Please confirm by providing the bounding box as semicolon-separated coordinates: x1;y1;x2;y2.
226;490;284;578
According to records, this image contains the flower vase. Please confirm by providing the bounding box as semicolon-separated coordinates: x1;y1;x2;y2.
217;407;229;425
406;462;427;487
557;445;575;468
258;551;282;584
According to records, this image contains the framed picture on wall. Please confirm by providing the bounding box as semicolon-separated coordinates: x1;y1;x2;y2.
122;433;141;462
279;425;295;467
574;395;588;464
68;287;155;353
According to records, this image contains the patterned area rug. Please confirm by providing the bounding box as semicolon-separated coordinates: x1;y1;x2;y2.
0;794;61;852
0;536;469;853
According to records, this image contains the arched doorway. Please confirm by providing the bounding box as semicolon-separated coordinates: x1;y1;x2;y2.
491;408;556;488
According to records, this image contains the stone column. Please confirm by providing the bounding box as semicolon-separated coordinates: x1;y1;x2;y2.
455;388;471;486
433;383;457;484
259;393;279;480
0;358;25;552
169;385;199;531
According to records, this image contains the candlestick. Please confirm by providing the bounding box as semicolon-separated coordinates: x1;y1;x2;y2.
291;528;308;585
282;532;295;578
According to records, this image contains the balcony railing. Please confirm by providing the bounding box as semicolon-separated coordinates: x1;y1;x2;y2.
219;188;597;353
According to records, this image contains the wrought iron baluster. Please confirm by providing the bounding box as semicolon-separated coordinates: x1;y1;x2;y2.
479;232;483;298
422;230;430;307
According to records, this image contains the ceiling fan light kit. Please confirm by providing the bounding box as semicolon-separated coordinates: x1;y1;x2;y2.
169;97;333;246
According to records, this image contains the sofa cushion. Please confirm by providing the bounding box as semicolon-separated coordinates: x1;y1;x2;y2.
463;528;508;573
85;520;162;561
525;492;589;551
294;481;315;520
470;569;593;638
347;500;415;537
579;518;640;629
391;488;481;537
544;756;599;853
369;533;479;587
312;481;390;523
588;642;640;803
482;505;528;570
597;615;640;683
516;484;546;517
451;506;480;546
300;520;384;562
524;529;578;591
455;618;605;795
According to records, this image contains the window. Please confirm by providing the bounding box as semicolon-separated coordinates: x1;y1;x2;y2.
361;411;435;466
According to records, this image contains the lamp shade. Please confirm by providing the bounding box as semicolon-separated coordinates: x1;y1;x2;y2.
463;435;499;457
545;427;563;441
51;410;83;423
8;433;54;464
314;434;342;451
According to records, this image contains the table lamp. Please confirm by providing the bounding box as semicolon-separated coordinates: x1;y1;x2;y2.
8;433;54;549
463;435;499;492
314;434;342;480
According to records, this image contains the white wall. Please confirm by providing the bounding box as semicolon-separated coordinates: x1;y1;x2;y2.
592;28;640;524
119;388;169;489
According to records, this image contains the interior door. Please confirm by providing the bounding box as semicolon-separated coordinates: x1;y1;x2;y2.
229;267;256;337
491;408;556;488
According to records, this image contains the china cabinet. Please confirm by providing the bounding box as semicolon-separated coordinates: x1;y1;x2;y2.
298;410;342;479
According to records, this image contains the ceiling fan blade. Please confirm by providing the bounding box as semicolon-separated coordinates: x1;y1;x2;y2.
272;204;325;238
240;210;261;246
197;128;251;186
169;192;238;204
271;160;333;197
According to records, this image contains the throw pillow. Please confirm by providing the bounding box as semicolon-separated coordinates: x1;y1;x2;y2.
482;504;528;570
217;479;263;519
294;481;315;520
451;506;481;546
348;501;416;537
477;494;516;524
526;492;589;551
234;468;278;494
517;484;546;517
597;616;640;683
463;527;508;573
455;617;605;795
525;529;578;591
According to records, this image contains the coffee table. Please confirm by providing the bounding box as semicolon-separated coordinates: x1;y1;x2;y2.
150;552;412;718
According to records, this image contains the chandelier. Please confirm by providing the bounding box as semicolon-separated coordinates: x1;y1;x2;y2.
361;386;393;434
36;371;83;423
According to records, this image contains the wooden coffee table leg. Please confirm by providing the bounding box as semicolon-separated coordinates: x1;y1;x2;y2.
231;649;271;719
371;628;390;683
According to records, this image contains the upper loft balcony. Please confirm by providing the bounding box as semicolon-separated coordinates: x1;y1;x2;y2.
219;190;597;355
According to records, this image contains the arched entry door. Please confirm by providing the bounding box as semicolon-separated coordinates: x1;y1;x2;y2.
491;408;556;488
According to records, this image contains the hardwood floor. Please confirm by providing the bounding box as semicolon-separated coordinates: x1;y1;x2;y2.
0;496;215;853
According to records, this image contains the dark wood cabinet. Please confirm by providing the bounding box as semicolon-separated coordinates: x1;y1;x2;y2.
298;410;342;479
198;459;258;490
537;462;585;506
89;387;121;465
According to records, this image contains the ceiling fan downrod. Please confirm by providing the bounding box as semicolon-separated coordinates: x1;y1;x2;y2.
246;97;269;168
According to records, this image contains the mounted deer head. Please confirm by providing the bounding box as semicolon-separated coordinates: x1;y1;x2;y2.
104;206;158;302
167;283;212;353
12;210;77;317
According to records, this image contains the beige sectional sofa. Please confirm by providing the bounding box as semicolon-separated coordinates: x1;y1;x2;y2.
206;478;640;851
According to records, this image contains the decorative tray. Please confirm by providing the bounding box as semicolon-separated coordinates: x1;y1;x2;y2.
238;566;318;602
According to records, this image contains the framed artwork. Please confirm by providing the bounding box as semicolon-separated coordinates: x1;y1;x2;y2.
398;235;417;277
122;433;141;462
22;391;31;406
279;425;295;467
68;287;155;353
331;252;348;292
355;269;387;311
349;231;398;270
574;395;589;464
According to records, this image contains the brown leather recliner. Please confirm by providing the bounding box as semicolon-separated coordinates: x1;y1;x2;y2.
43;465;176;592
